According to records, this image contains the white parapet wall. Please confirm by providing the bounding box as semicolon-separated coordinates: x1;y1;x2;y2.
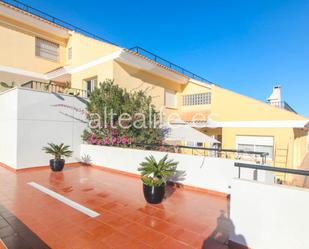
0;88;18;168
230;178;309;249
0;87;87;169
80;144;274;194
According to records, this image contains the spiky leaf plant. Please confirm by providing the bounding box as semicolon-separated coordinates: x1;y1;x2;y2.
42;143;73;160
138;155;178;186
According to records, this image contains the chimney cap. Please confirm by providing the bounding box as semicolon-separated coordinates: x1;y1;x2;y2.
268;85;282;102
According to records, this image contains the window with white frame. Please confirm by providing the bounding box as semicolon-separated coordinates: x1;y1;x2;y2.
182;92;211;106
84;77;98;96
165;89;177;108
236;136;274;159
35;37;59;61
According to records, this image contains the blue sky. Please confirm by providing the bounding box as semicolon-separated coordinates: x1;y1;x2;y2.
25;0;309;116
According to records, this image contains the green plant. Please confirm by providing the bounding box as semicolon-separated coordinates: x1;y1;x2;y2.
42;143;73;160
83;79;164;145
43;81;52;91
0;82;14;89
138;155;178;186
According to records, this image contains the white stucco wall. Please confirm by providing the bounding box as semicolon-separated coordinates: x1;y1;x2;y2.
80;144;274;194
0;88;18;168
0;87;87;169
230;178;309;249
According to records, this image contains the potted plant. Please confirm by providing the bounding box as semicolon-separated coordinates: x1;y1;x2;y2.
138;155;178;204
42;143;73;172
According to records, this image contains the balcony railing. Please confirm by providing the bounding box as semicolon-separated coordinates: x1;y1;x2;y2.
235;162;309;187
268;101;296;113
129;47;213;84
127;143;268;164
1;0;118;46
21;81;88;98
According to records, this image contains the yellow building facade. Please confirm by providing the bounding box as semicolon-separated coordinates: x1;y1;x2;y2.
0;1;308;169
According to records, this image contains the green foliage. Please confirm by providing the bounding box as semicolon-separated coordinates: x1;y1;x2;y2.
42;143;73;160
83;79;164;145
138;155;178;186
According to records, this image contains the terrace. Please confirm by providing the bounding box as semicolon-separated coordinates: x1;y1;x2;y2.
0;164;230;249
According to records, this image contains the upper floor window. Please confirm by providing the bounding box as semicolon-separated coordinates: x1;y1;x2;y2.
164;89;177;108
35;37;59;62
68;47;72;61
182;92;211;106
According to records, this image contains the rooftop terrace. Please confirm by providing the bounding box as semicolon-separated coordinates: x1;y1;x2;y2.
0;164;230;249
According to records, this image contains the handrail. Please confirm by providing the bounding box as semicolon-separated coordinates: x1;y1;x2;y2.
235;162;309;176
1;0;118;46
127;143;268;163
129;46;214;84
135;143;268;156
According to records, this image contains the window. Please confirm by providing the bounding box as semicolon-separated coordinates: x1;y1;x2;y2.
182;92;211;106
84;77;97;97
68;47;72;60
236;136;274;160
255;145;273;159
35;37;59;61
238;144;254;152
186;141;203;147
165;89;177;108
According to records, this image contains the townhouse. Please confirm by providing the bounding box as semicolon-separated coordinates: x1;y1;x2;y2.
0;0;308;169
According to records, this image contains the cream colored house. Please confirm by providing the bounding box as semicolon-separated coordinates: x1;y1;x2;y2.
0;1;308;169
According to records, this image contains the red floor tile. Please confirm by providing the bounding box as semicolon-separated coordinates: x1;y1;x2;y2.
0;164;229;249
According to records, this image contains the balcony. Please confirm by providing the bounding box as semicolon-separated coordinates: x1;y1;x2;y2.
21;80;88;98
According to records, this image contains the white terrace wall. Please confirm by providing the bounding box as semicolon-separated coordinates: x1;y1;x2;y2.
80;144;275;194
230;178;309;249
0;89;18;168
0;87;87;169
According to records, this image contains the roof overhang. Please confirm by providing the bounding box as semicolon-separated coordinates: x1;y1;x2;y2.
0;2;70;39
191;120;309;129
115;51;189;84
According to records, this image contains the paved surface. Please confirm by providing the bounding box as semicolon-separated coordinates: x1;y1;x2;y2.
0;165;230;249
0;204;49;249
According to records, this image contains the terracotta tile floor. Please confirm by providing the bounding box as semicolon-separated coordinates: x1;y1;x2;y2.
0;165;230;249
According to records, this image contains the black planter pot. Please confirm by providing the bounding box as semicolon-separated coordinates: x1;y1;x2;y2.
143;183;165;204
49;159;65;172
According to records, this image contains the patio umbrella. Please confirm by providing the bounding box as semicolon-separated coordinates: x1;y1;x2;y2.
163;122;220;145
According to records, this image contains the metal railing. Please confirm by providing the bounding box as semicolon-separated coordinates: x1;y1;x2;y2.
268;101;296;113
21;81;88;98
123;143;268;164
129;47;213;84
1;0;118;46
235;162;309;186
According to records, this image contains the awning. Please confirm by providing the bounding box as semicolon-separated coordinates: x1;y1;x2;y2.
163;122;220;144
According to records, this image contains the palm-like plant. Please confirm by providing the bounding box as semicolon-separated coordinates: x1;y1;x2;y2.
138;155;178;186
42;143;73;160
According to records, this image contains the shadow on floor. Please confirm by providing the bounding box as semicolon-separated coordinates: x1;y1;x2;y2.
202;202;247;249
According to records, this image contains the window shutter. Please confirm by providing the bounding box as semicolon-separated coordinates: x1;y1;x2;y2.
165;89;177;107
35;37;59;61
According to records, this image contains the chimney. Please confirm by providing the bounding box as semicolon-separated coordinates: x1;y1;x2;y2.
268;85;282;104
